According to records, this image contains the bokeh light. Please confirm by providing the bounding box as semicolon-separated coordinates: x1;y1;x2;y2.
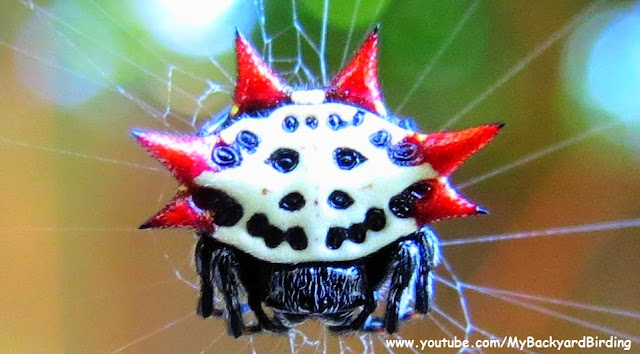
588;4;640;123
13;0;119;106
564;2;640;124
135;0;257;57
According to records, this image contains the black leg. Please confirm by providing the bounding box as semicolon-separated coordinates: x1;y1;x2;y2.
415;228;437;314
212;248;246;338
247;294;289;333
195;234;222;318
384;240;420;333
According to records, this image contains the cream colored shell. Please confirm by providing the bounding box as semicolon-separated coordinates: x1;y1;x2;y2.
194;99;438;263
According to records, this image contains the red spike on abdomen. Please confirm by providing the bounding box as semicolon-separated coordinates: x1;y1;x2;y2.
411;124;503;177
326;28;387;116
139;190;214;230
234;32;291;116
414;178;485;225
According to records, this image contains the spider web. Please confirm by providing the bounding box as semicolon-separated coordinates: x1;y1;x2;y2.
1;0;639;353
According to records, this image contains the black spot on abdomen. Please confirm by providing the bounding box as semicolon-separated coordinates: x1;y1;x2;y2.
333;148;367;170
325;208;387;250
327;190;354;209
191;188;244;227
279;192;306;211
266;148;299;173
212;145;242;168
387;142;422;166
247;213;308;250
388;181;432;218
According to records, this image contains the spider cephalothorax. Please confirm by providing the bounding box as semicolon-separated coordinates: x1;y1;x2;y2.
133;29;501;337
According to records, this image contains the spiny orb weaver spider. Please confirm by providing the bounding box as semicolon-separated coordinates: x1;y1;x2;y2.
132;28;502;337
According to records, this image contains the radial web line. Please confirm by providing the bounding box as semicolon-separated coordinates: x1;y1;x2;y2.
111;312;196;353
319;0;330;85
339;0;362;68
16;0;218;112
441;258;473;336
395;0;482;112
440;0;607;129
51;28;193;127
459;284;640;319
441;218;640;247
0;227;138;234
0;37;171;121
198;330;227;354
463;284;640;343
459;121;621;189
0;137;161;172
289;0;322;85
427;313;456;339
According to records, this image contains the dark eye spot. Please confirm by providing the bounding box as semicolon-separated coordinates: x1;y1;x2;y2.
266;148;299;173
305;117;318;129
327;114;346;130
191;188;244;227
326;227;348;250
334;148;367;170
352;110;365;126
279;192;306;211
369;130;390;147
282;116;299;132
388;142;422;166
236;130;259;152
327;190;354;209
285;227;308;250
364;208;386;231
212;145;242;168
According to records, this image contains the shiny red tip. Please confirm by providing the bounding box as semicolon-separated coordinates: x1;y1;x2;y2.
326;28;387;116
233;31;291;116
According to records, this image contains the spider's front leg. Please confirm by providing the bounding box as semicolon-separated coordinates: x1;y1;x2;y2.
195;233;222;318
211;246;247;338
383;229;437;333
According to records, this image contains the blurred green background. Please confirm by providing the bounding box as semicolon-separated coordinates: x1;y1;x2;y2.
1;0;639;352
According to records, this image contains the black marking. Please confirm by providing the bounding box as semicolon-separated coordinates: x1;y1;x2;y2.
285;227;308;250
325;207;387;250
266;148;299;173
388;181;432;218
279;192;306;212
327;190;354;210
333;148;367;170
236;130;260;152
352;110;365;126
369;130;390;147
326;227;348;250
191;188;244;227
212;145;242;168
247;213;308;250
263;225;285;248
305;117;318;129
283;116;299;132
364;208;386;231
387;142;422;166
348;223;367;244
247;213;270;236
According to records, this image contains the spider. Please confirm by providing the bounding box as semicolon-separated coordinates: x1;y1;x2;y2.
132;28;501;337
